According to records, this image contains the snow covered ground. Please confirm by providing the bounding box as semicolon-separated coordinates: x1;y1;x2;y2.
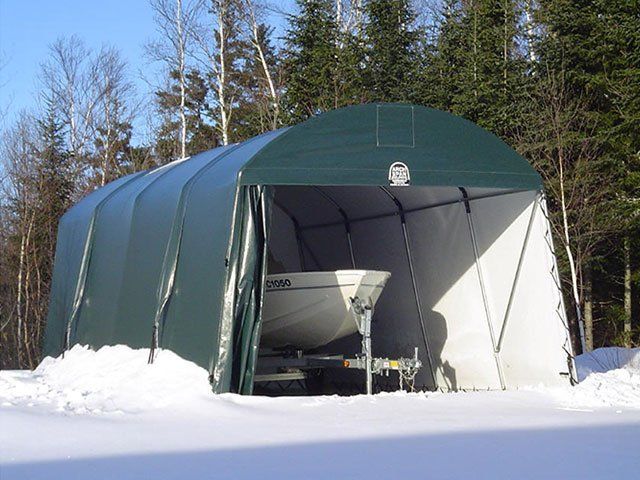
1;345;639;479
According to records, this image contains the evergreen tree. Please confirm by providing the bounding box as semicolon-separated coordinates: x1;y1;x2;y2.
528;0;640;349
423;0;526;139
234;23;281;139
155;68;218;161
363;0;421;102
420;0;465;110
35;96;74;260
593;0;640;345
283;0;340;121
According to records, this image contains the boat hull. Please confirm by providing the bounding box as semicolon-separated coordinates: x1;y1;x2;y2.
261;270;391;349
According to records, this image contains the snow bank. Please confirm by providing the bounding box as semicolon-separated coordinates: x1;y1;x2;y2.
2;344;640;416
575;346;640;381
556;347;640;409
0;345;212;414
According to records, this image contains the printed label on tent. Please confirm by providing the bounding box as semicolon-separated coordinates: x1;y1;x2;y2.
389;162;410;186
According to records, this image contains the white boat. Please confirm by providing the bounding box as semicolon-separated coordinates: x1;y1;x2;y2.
261;270;391;349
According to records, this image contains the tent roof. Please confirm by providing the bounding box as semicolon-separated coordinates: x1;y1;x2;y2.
239;104;541;189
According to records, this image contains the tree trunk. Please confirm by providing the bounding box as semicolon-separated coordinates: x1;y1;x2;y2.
472;5;478;98
246;2;279;130
557;149;585;352
624;236;632;346
176;0;188;159
15;221;26;364
584;263;593;352
216;0;230;146
101;76;112;186
524;0;537;63
502;0;508;94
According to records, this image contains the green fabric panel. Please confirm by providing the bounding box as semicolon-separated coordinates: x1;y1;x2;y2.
112;147;234;347
73;168;181;347
377;104;415;147
241;104;541;189
161;131;285;374
43;173;140;358
224;186;271;394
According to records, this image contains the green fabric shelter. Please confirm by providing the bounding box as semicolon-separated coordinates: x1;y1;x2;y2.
45;104;569;395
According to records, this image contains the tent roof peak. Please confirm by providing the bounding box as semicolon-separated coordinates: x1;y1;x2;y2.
238;103;541;189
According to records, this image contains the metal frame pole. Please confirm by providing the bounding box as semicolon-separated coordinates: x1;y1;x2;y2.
496;193;540;352
459;187;506;390
293;218;306;272
363;305;373;395
300;189;530;232
379;187;438;388
272;200;307;272
313;187;356;268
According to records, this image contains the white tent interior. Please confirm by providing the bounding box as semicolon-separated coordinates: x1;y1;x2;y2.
264;185;575;391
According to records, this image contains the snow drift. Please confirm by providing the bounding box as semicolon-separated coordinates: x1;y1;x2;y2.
1;344;639;415
0;345;212;414
2;345;640;480
555;347;640;409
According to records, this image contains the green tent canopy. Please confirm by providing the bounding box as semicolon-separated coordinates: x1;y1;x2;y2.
44;104;573;394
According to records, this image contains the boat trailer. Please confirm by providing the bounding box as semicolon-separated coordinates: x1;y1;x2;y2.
255;297;422;394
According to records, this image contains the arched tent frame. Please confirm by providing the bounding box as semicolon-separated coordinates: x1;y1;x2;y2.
44;104;576;394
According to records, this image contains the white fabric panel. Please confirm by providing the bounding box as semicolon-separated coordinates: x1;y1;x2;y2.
468;191;537;338
407;203;502;390
300;224;352;271
390;186;462;210
348;216;431;388
498;198;573;387
319;186;396;218
268;205;301;272
267;186;573;391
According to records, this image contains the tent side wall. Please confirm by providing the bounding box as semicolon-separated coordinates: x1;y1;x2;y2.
43;131;286;387
44;172;145;357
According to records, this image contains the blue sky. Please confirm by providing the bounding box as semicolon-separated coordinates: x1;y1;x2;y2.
1;1;157;124
0;0;292;129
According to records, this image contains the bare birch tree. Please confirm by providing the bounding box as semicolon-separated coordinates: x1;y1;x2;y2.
1;113;40;368
148;0;200;158
516;71;616;352
191;0;241;145
40;36;103;161
92;47;137;186
238;0;280;130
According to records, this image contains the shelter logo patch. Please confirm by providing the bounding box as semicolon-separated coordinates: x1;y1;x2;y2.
388;162;410;186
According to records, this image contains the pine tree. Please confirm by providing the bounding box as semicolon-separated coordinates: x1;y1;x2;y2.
423;0;526;139
35;97;73;260
155;68;218;161
283;0;340;122
528;0;640;350
593;0;640;344
420;0;465;111
362;0;421;102
234;23;281;139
